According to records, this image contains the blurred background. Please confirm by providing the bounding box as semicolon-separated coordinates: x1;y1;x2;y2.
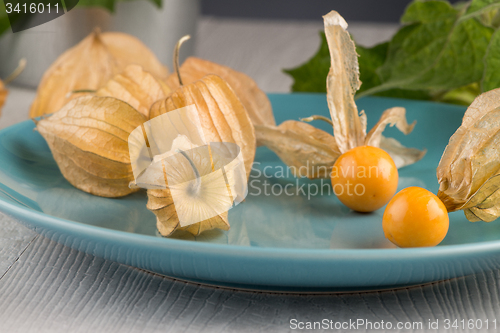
197;0;422;92
202;0;417;22
1;0;425;91
0;0;460;128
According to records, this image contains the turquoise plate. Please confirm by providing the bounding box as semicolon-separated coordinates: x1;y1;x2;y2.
1;94;500;293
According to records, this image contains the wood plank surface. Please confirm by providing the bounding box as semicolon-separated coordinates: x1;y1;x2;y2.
2;17;499;333
1;235;500;332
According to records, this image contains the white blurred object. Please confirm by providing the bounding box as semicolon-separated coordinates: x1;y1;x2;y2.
128;106;248;227
0;0;199;87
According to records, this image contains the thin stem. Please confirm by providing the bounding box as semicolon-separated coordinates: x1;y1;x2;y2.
4;58;27;85
300;115;333;126
174;35;191;86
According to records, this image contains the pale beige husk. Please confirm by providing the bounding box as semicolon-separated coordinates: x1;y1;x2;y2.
100;32;169;80
29;30;169;118
437;88;500;222
148;74;256;236
255;121;340;178
256;11;425;178
145;150;233;236
36;95;147;197
96;64;171;118
0;80;6;117
166;57;275;127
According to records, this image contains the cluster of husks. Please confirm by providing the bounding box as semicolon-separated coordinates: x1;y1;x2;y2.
30;12;500;237
34;31;269;236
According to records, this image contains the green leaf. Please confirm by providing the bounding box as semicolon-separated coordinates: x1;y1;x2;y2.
482;27;500;91
369;1;493;95
438;82;480;105
465;0;500;17
284;0;500;105
283;32;329;93
401;0;457;23
0;1;10;36
356;42;388;94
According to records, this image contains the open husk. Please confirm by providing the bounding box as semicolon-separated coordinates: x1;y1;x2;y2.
437;88;500;222
256;11;425;178
148;72;256;236
166;56;275;127
36;95;147;197
29;30;168;118
255;121;340;178
96;64;171;118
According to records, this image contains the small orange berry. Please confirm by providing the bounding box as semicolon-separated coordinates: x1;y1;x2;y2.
331;146;398;212
383;186;449;248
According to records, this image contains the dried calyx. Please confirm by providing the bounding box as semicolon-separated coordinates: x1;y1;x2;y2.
145;35;256;236
256;11;425;179
29;29;168;118
166;52;275;128
437;88;500;222
36;95;147;197
96;64;171;118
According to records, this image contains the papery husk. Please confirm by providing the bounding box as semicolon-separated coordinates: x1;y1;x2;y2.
0;80;6;117
148;188;230;236
255;121;340;178
324;12;365;153
143;147;234;236
96;64;171;118
148;74;256;236
437;88;500;222
29;30;168;118
36;95;147;197
100;32;169;80
365;107;426;169
151;74;256;177
166;57;275;127
256;11;425;178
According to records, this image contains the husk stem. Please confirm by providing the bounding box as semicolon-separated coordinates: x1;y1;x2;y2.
4;58;27;85
174;35;191;86
300;115;334;126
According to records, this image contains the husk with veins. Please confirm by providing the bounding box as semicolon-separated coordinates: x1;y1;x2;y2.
36;95;147;198
437;88;500;222
96;64;171;118
166;56;275;128
145;70;256;236
29;30;169;118
256;11;425;177
255;121;340;179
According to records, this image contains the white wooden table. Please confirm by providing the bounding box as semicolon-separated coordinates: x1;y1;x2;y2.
1;17;499;333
